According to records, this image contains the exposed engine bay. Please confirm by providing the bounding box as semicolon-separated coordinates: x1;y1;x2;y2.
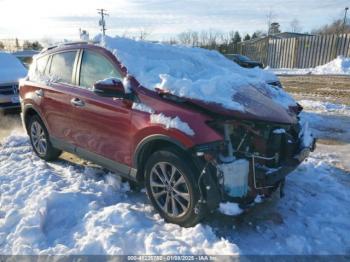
194;118;316;212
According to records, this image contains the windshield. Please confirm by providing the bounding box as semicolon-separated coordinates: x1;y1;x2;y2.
234;55;252;62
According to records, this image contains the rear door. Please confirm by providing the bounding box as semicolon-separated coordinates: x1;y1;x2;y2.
69;49;133;167
40;50;79;145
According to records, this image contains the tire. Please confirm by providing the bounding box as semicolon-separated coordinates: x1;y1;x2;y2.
145;148;203;227
28;115;61;161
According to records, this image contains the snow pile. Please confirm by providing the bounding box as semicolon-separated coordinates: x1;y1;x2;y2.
132;103;194;136
94;35;297;111
313;56;350;74
0;52;27;83
219;203;243;216
96;77;132;94
95;77;120;85
132;102;155;114
1;98;350;255
26;71;60;86
299;99;350;116
273;128;286;134
299;99;350;144
150;113;195;136
299;121;314;148
0;133;237;255
270;56;350;75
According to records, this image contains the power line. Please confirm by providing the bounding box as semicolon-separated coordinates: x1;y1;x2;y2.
97;9;109;36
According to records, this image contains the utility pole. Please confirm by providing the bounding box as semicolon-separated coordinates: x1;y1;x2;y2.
343;7;349;34
97;9;108;36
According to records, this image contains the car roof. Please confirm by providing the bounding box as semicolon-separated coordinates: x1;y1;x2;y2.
36;40;127;76
39;41;101;56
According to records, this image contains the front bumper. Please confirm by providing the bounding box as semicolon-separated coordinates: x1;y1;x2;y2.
0;94;20;110
0;102;20;110
253;137;316;188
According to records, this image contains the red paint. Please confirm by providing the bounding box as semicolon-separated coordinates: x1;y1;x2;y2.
20;43;298;169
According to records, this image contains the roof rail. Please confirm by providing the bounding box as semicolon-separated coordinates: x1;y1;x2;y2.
40;41;99;53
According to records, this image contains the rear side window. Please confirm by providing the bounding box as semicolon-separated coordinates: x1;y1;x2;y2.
36;55;49;75
49;51;77;84
79;50;121;89
28;55;49;80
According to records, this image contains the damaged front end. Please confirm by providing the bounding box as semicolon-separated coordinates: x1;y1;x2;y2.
193;118;316;214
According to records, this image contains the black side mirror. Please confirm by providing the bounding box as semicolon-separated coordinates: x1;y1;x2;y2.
93;78;125;98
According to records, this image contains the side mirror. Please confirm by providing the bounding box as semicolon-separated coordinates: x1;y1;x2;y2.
93;78;125;98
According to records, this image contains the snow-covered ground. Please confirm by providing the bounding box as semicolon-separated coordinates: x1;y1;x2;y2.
270;56;350;75
0;99;349;255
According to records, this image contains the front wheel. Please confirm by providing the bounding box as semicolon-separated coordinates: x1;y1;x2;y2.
28;115;61;161
145;148;203;227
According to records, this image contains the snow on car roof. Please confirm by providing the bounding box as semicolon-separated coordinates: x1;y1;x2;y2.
94;35;296;111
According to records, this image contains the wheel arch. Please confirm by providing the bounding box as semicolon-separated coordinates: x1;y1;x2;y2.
22;105;41;134
133;135;191;183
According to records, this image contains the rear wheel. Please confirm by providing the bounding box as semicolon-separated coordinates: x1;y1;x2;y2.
145;148;203;227
28;115;61;161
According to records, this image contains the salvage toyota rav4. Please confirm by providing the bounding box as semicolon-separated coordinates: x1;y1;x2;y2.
19;35;316;227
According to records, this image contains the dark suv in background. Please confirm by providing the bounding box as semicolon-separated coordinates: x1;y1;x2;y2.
20;41;315;227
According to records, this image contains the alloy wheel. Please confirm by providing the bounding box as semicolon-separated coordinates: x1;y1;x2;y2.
30;121;47;156
150;162;191;218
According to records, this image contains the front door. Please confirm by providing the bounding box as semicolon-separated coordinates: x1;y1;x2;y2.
69;49;133;167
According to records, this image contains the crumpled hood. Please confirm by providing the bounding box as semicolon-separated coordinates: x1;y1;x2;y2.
96;34;299;124
186;84;299;124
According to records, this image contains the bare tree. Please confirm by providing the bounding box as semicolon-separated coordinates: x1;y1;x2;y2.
312;19;350;34
290;19;302;33
138;28;151;40
190;31;199;46
207;30;220;49
178;31;192;45
199;31;209;46
168;37;177;45
266;10;277;35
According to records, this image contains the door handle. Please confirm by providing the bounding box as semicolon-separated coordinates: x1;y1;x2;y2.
70;98;85;107
35;89;43;97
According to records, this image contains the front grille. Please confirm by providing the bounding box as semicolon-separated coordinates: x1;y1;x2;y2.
0;83;18;95
0;102;20;109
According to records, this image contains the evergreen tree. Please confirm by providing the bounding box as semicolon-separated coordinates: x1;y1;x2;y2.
233;31;241;44
251;32;258;39
244;34;251;41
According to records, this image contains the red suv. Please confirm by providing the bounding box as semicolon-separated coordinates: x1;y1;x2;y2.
19;39;315;227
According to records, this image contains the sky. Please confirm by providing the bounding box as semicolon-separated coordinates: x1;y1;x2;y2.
0;0;348;41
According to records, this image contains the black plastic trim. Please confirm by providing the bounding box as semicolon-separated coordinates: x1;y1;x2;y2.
132;134;187;168
50;137;136;181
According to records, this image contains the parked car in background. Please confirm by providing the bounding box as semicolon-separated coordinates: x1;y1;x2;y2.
0;52;28;111
226;54;284;89
12;50;40;69
20;37;315;227
226;54;264;68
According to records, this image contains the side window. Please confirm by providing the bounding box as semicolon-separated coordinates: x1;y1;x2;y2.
36;55;49;75
29;55;49;80
49;51;77;84
79;50;122;89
